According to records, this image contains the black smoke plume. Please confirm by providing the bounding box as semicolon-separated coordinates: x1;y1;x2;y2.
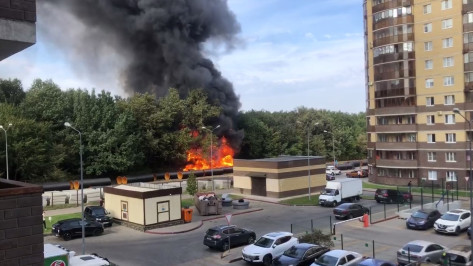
38;0;243;148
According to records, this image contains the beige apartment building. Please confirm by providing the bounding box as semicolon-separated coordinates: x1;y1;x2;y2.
364;0;473;187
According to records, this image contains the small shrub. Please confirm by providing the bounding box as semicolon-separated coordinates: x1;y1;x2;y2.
186;173;197;196
298;229;334;248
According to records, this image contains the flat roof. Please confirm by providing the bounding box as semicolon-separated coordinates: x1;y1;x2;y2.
247;156;324;162
115;184;156;192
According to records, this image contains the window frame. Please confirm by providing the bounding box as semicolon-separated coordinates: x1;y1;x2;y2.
424;23;432;33
442;18;453;29
425;78;434;88
425;60;433;69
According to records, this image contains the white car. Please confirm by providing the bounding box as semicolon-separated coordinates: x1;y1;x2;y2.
326;166;341;175
242;232;298;266
434;209;471;235
311;250;363;266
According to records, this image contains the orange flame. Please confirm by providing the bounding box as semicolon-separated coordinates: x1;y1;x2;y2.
183;136;234;171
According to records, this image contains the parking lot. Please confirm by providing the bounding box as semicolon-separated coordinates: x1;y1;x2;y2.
44;192;471;265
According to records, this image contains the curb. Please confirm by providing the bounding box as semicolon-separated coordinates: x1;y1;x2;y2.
145;208;264;235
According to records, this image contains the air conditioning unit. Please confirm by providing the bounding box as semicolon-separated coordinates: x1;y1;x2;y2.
437;111;443;116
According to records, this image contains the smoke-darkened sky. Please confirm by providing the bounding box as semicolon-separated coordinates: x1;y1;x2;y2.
0;0;365;113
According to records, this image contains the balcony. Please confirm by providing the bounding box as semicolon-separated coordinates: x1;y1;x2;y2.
372;0;412;14
376;159;418;168
374;124;416;133
375;142;417;150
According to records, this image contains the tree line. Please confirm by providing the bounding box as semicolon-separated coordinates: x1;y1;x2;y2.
0;78;366;183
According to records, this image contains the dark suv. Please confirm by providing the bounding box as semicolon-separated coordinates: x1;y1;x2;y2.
51;218;104;241
84;206;113;227
375;189;412;204
203;225;256;251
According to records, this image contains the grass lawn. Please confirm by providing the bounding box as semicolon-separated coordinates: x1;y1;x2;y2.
44;212;82;235
280;195;319;205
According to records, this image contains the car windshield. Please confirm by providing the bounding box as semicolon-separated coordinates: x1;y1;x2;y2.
315;255;339;266
283;246;305;259
92;208;106;216
322;189;335;195
411;211;428;219
336;204;350;210
254;237;274;248
441;213;460;221
402;244;423;253
206;229;219;236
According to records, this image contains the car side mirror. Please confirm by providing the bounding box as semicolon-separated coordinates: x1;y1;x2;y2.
272;244;276;248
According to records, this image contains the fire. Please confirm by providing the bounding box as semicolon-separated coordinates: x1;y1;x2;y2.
183;136;234;171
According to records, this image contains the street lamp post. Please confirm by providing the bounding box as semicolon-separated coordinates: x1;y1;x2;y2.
297;121;319;200
64;122;85;255
202;125;220;191
453;108;473;251
324;130;336;166
0;123;12;180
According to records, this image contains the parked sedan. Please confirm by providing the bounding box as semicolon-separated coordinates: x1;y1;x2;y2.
203;225;256;251
358;258;396;266
311;250;363;266
396;240;446;265
333;203;369;220
51;218;104;241
406;209;441;230
272;243;330;266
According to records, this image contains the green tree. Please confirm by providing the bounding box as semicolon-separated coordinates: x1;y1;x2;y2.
186;173;198;196
0;78;25;105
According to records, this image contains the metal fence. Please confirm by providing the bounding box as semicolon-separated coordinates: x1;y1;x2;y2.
331;233;396;261
290;216;333;236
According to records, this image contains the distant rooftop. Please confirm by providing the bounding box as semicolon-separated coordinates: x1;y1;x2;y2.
247;155;324;162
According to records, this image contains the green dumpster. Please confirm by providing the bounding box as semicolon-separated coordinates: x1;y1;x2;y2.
44;244;69;266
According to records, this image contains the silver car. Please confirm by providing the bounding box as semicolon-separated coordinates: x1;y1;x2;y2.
397;240;446;265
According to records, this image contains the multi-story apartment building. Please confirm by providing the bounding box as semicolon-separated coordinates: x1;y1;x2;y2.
364;0;473;188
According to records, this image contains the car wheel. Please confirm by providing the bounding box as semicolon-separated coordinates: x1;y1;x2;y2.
63;232;72;241
375;199;380;203
222;241;230;251
247;235;255;244
455;226;461;235
94;228;103;236
262;254;272;266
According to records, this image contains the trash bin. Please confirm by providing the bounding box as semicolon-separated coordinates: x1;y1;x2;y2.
182;208;193;223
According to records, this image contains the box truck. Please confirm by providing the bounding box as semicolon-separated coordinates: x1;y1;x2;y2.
319;178;363;207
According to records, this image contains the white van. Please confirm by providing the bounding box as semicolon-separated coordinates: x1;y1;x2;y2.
326;165;341;175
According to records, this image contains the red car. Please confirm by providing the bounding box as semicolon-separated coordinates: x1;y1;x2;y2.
346;170;368;178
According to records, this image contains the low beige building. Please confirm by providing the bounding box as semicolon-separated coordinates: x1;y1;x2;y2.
103;184;183;231
233;156;326;198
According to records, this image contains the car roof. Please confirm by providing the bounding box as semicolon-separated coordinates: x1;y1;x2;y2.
359;258;394;266
86;206;105;210
262;232;293;239
415;209;437;214
447;245;471;255
405;240;437;246
324;250;357;257
447;209;470;214
58;218;81;223
209;225;236;231
292;243;317;249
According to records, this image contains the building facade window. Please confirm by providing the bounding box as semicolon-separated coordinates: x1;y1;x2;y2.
427;133;436;143
443;76;454;86
428;170;438;180
426;78;434;88
444;95;455;105
465;72;473;82
427;152;436;161
442;18;453;29
424;23;432;33
425;60;433;69
407;134;416;142
441;0;452;10
464;13;473;23
445;115;455;124
426;97;434;106
427;115;435;125
425;41;433;51
443;38;453;48
446;171;457;181
446;152;456;162
443;57;454;67
424;4;432;14
446;133;456;142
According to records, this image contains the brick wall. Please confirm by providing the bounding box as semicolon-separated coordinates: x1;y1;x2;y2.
0;180;43;265
0;0;36;22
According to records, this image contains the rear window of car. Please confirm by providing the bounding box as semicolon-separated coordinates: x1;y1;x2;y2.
402;244;423;253
206;229;219;236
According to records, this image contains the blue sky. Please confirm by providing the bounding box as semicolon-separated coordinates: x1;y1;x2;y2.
0;0;365;113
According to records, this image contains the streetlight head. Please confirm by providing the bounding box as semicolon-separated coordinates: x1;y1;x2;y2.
64;122;71;127
7;123;12;127
453;108;461;114
215;125;221;129
201;126;206;129
323;130;328;133
315;122;320;126
0;125;3;129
